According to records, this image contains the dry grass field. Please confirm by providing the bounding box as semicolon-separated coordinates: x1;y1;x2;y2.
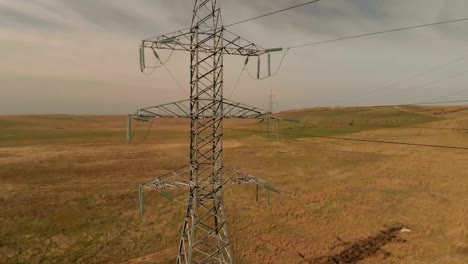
1;106;467;263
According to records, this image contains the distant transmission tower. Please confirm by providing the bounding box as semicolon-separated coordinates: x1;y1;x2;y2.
129;1;282;263
268;89;274;114
266;89;279;141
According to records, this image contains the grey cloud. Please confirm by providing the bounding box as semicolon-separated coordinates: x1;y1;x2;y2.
0;4;66;31
2;0;468;114
4;0;464;43
59;0;153;35
0;0;181;37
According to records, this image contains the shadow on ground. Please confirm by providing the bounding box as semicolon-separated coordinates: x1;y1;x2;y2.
300;226;407;264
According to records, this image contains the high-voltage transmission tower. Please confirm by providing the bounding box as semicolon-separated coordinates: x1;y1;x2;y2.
130;1;282;263
266;89;279;141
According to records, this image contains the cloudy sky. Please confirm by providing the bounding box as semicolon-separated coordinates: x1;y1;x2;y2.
1;0;468;114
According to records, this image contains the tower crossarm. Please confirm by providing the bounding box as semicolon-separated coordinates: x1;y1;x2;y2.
141;166;279;192
142;28;274;57
132;99;276;120
223;99;273;119
134;99;191;119
138;165;281;217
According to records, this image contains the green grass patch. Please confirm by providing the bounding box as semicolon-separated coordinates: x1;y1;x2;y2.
272;106;439;139
0;107;439;145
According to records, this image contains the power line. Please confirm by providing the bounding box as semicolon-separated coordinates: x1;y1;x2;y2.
419;88;468;104
227;127;468;151
305;121;468;132
224;0;320;28
141;50;175;75
144;1;321;40
139;3;468;113
360;99;468;109
145;8;468;51
354;99;468;108
143;5;468;87
228;66;245;99
280;120;468;136
230;13;468;86
287;17;468;49
161;64;188;96
226;12;468;98
356;99;468;109
315;135;468;151
283;99;468;113
141;48;187;96
402;99;468;106
130;120;154;144
344;53;468;105
362;68;468;105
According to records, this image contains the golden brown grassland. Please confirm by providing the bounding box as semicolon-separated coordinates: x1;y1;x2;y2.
1;106;467;263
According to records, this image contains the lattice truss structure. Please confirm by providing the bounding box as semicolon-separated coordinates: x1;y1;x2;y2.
131;1;281;263
133;99;272;119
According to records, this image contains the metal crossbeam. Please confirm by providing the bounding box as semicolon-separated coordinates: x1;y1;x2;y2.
142;28;267;57
140;166;269;191
139;166;279;221
133;99;274;120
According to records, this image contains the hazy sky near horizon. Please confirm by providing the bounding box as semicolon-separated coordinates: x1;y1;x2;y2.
1;0;468;114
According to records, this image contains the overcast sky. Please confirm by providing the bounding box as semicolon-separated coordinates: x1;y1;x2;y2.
1;0;468;114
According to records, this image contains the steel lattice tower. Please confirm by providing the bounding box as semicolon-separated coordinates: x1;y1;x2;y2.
131;1;281;263
183;1;229;262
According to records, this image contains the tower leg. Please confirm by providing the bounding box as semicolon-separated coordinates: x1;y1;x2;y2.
218;200;233;264
177;195;232;263
177;201;191;263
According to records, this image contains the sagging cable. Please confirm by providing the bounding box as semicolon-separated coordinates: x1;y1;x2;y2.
247;48;290;80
